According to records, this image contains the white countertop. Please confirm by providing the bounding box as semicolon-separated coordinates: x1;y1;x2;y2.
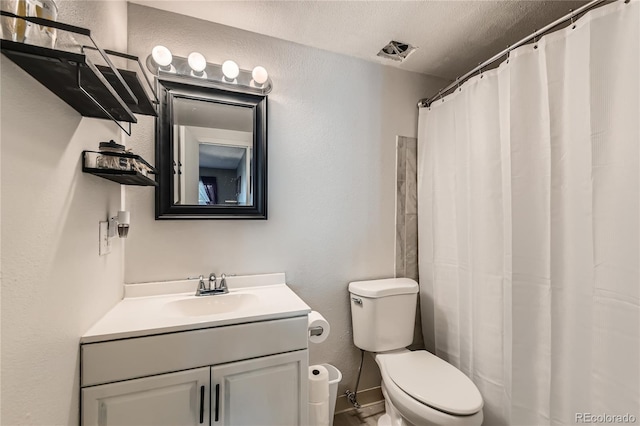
81;273;311;344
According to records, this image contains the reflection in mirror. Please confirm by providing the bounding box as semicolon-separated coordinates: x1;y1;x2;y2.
172;97;253;206
156;78;267;219
198;144;252;206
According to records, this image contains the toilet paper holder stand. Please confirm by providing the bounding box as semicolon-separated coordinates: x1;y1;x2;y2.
309;326;324;337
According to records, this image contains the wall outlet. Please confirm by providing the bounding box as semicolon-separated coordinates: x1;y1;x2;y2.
99;221;111;256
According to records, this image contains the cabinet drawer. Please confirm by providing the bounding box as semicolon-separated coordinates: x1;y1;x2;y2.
82;316;308;387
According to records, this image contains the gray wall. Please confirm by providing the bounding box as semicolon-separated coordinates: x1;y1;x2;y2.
125;4;448;395
0;1;128;424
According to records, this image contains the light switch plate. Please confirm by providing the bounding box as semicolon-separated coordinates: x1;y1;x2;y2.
99;221;111;256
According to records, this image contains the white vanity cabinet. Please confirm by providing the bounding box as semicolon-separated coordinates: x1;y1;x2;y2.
82;367;210;426
212;351;306;425
80;316;309;426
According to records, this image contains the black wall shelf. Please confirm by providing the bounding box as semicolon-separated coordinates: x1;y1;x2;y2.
0;11;157;134
97;65;156;117
83;168;158;186
1;40;137;122
82;150;158;187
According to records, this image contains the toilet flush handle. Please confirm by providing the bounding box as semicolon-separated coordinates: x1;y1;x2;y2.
351;297;363;306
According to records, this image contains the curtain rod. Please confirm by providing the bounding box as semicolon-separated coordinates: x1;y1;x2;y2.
418;0;616;108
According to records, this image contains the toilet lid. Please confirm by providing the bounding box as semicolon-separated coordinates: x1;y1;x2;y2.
383;351;483;415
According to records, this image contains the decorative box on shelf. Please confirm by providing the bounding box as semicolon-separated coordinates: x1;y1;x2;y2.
82;150;157;187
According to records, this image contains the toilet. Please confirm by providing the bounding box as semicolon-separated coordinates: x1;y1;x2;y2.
348;278;483;426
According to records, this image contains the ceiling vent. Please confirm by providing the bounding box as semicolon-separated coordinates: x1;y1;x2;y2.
377;40;417;62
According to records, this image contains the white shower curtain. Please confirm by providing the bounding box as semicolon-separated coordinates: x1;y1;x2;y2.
417;2;639;425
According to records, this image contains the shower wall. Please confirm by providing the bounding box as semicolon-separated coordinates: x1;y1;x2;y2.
395;135;423;350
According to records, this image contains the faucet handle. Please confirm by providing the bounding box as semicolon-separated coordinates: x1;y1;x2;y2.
219;273;229;291
190;275;207;296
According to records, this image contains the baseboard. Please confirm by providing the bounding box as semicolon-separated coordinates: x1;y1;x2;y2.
334;386;384;414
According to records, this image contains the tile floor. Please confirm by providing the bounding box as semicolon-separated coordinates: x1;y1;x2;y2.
333;401;385;426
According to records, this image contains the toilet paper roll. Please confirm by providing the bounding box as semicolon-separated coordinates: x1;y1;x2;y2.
308;311;330;344
309;401;330;426
308;365;329;403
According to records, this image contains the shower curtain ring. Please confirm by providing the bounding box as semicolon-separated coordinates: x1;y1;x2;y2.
456;77;461;92
570;10;576;29
506;45;511;64
533;30;539;49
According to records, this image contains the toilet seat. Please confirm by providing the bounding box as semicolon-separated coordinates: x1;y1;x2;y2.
382;351;483;415
376;350;483;426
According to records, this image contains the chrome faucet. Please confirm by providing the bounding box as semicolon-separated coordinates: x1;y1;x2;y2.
194;273;229;296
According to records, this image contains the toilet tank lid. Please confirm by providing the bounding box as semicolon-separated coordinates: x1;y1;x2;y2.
348;278;418;298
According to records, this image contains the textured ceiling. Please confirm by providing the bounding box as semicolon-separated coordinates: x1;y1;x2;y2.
130;0;590;80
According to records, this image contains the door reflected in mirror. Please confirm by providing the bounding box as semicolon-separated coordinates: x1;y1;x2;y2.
156;78;267;219
198;144;252;206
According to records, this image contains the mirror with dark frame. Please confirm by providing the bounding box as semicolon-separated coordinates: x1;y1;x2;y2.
155;78;267;219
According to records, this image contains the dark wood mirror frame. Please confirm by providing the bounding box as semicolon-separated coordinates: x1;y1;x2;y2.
155;78;267;220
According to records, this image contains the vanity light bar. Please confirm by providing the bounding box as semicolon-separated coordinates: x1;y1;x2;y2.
146;47;272;95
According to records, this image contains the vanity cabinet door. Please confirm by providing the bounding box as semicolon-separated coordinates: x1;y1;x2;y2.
82;367;210;426
211;350;308;426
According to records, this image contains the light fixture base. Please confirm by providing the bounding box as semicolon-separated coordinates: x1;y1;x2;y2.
147;54;272;95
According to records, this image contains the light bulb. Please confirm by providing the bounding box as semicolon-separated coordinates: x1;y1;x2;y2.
188;52;207;73
251;66;268;85
151;45;172;67
222;60;240;80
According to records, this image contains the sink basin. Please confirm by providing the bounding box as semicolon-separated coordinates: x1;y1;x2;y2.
167;293;259;317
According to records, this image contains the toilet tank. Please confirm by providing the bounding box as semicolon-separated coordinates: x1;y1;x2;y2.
348;278;418;352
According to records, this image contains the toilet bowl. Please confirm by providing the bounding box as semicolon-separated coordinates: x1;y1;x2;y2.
348;278;484;426
375;350;483;426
